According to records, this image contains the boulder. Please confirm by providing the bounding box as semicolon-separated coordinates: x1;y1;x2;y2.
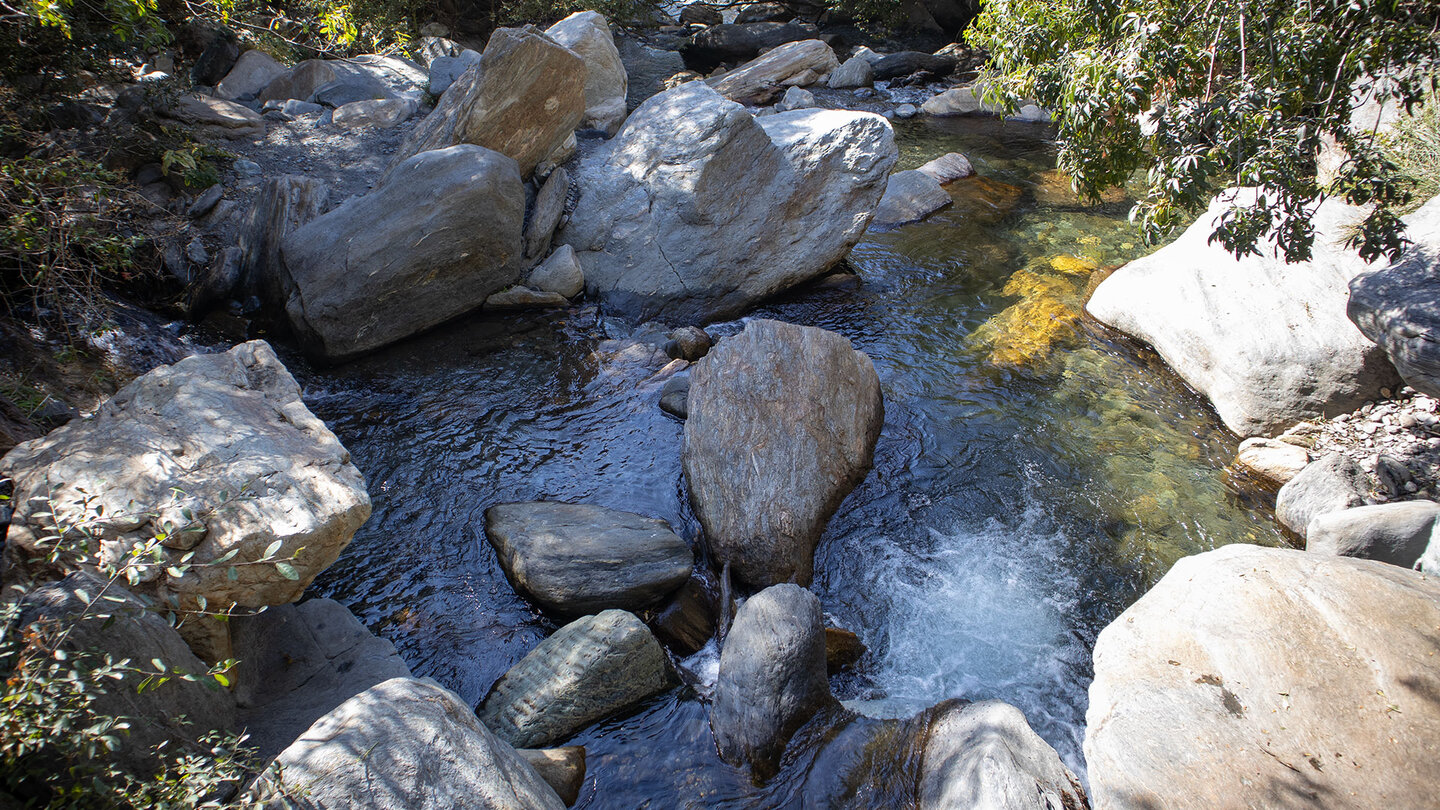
312;80;389;108
827;55;874;89
526;245;584;298
1234;436;1310;488
545;11;628;136
279;145;525;361
915;151;973;183
0;341;371;662
919;700;1087;810
477;610;676;748
708;39;839;105
388;26;586;178
684;319;883;588
1275;452;1371;536
871;51;956;80
1305;500;1440;568
14;574;236;775
920;85;1003;117
237;175;329;308
216;49;288;101
157;94;264;139
189;245;243;316
484;286;570;309
736;1;791;23
416;34;464;66
1086;191;1401;436
525;165;570;262
1085;544;1440;810
776;85;815;111
516;748;587;806
259;59;340;103
330;97;417;129
679;3;722;26
711;584;833;778
870;169;951;229
659;374;690;418
483;501;693;617
824;626;865;674
616;37;687;111
427;49;482;97
1347;196;1440;398
558;82;895;324
263;677;566;809
189;26;240;86
230;598;412;758
260;55;426;105
681;21;819;72
665;325;711;360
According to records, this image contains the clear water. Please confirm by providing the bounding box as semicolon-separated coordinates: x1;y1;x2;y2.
299;114;1288;806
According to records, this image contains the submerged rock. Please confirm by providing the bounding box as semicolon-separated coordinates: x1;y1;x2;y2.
711;584;834;779
484;501;693;617
685;320;883;588
262;677;565;809
1086;544;1440;810
516;747;587;806
0;341;370;662
388;26;585;178
1087;191;1400;436
915;152;974;184
559;82;895;324
478;609;676;748
920;700;1087;810
279;145;524;361
870;169;951;229
545;11;628;136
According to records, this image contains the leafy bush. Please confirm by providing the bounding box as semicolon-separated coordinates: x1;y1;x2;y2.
1383;79;1440;209
968;0;1440;263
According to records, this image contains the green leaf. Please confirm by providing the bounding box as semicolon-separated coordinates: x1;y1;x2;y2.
151;658;166;672
263;539;283;559
274;562;299;581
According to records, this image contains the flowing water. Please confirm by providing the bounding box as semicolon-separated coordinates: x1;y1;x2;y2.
301;114;1288;806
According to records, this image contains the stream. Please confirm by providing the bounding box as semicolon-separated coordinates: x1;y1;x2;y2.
300;113;1288;807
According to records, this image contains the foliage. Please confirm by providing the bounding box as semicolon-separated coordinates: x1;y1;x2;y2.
0;486;303;807
968;0;1440;263
1382;78;1440;209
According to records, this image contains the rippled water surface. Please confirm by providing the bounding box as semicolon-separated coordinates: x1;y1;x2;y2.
302;114;1288;806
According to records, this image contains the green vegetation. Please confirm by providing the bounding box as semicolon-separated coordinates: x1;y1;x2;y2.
1384;80;1440;209
968;0;1440;263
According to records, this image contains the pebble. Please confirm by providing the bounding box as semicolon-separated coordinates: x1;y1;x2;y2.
1381;387;1393;398
1400;413;1418;428
234;158;262;177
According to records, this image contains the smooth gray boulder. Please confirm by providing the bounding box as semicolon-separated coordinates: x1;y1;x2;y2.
156;94;264;139
478;610;675;748
545;11;628;136
616;37;686;111
827;55;874;89
526;245;584;298
919;700;1087;810
279;144;525;361
920;85;1003;117
238;174;328;307
1305;500;1440;568
389;26;585;178
659;374;690;418
15;574;236;775
685;320;883;588
260;55;425;105
216;49;288;101
1087;191;1401;436
682;21;817;71
559;82;895;324
1086;544;1440;810
1275;453;1371;536
231;598;411;758
1348;196;1440;398
524;165;570;262
484;501;693;617
711;584;833;779
0;341;371;662
330;97;416;129
776;85;815;111
870;169;951;229
915;152;974;184
262;677;565;810
1234;436;1310;488
427;49;481;96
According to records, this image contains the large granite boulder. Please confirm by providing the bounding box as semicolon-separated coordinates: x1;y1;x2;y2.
1274;452;1371;536
1348;195;1440;397
261;677;565;810
684;320;883;588
681;21;818;72
616;37;686;111
388;26;585;178
215;49;288;101
477;610;675;748
237;174;328;308
545;11;628;136
278;145;524;361
259;54;426;105
1305;500;1440;568
711;584;833;779
231;598;412;758
484;501;693;617
827;55;874;89
1087;191;1400;436
0;341;370;662
13;574;236;775
1086;544;1440;810
558;82;895;324
919;700;1087;810
707;39;839;105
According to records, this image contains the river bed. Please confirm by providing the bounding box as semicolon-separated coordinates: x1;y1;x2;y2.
301;113;1288;807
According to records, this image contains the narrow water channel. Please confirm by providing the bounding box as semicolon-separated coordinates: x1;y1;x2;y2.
301;114;1288;807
